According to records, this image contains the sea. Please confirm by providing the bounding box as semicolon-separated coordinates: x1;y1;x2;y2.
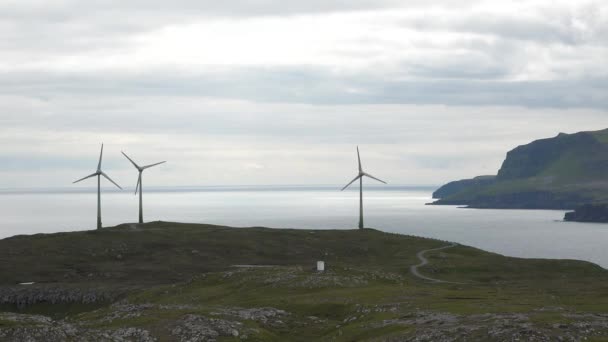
1;185;607;268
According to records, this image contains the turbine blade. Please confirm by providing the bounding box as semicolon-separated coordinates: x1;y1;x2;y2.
101;171;122;189
142;161;166;169
341;174;362;191
357;146;362;172
134;173;141;195
363;172;387;184
121;151;140;169
73;172;98;184
97;143;104;171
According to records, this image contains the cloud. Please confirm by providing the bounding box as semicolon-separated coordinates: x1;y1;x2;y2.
1;67;606;109
0;0;606;188
404;2;608;45
1;1;606;108
1;92;606;185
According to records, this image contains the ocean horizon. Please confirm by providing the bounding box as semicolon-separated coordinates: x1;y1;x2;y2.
1;185;606;268
0;184;437;194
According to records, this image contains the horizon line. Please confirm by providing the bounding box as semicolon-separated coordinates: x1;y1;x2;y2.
0;184;439;194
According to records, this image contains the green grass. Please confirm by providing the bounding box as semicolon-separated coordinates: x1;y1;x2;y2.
0;222;442;286
97;260;608;340
591;129;608;144
0;319;21;328
2;222;608;340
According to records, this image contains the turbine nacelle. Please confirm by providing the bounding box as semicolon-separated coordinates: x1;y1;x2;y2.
122;151;143;172
341;147;387;191
73;144;122;190
122;151;166;195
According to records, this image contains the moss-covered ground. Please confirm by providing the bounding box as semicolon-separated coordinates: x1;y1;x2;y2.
1;222;608;340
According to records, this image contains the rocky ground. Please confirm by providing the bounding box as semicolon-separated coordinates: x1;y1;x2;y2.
2;302;608;341
0;304;289;341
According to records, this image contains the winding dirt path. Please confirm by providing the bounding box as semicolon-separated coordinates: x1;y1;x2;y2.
410;243;461;284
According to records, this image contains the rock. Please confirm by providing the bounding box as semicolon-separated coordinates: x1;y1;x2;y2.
171;314;243;341
0;312;157;342
0;285;114;308
215;307;288;325
564;204;608;223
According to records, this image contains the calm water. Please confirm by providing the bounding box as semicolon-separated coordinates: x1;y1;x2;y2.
1;186;607;268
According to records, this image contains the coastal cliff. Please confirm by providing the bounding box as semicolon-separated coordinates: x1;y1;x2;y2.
432;128;608;212
564;204;608;223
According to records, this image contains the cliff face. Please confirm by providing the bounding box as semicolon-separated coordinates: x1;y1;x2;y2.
496;131;608;181
564;204;608;223
432;129;608;209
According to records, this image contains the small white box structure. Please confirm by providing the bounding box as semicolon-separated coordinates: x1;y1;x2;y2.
316;261;325;272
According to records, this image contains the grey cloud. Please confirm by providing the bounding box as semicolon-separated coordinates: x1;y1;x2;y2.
405;2;608;46
0;88;605;187
0;155;94;171
0;0;402;44
0;0;466;20
1;67;606;110
0;0;607;188
405;58;509;80
0;0;488;56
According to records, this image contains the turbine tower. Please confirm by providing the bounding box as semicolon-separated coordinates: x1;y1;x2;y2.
73;144;122;230
341;146;387;229
121;151;166;224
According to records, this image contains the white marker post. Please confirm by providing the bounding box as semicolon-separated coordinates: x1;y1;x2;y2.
317;261;325;272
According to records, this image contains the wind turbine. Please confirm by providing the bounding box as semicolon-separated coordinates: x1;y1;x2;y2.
341;147;387;229
73;144;122;230
121;151;166;224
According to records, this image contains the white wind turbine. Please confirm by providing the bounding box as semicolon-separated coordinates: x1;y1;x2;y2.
121;151;166;224
341;147;387;229
73;144;122;230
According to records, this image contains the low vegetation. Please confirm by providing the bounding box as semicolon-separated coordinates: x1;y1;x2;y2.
1;222;608;341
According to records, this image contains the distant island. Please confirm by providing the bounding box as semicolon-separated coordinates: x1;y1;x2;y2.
431;128;608;222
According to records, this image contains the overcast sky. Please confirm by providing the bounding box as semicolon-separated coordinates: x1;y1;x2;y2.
1;0;607;188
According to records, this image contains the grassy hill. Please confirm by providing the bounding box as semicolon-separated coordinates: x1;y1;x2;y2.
1;222;608;340
0;222;442;286
432;128;608;209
